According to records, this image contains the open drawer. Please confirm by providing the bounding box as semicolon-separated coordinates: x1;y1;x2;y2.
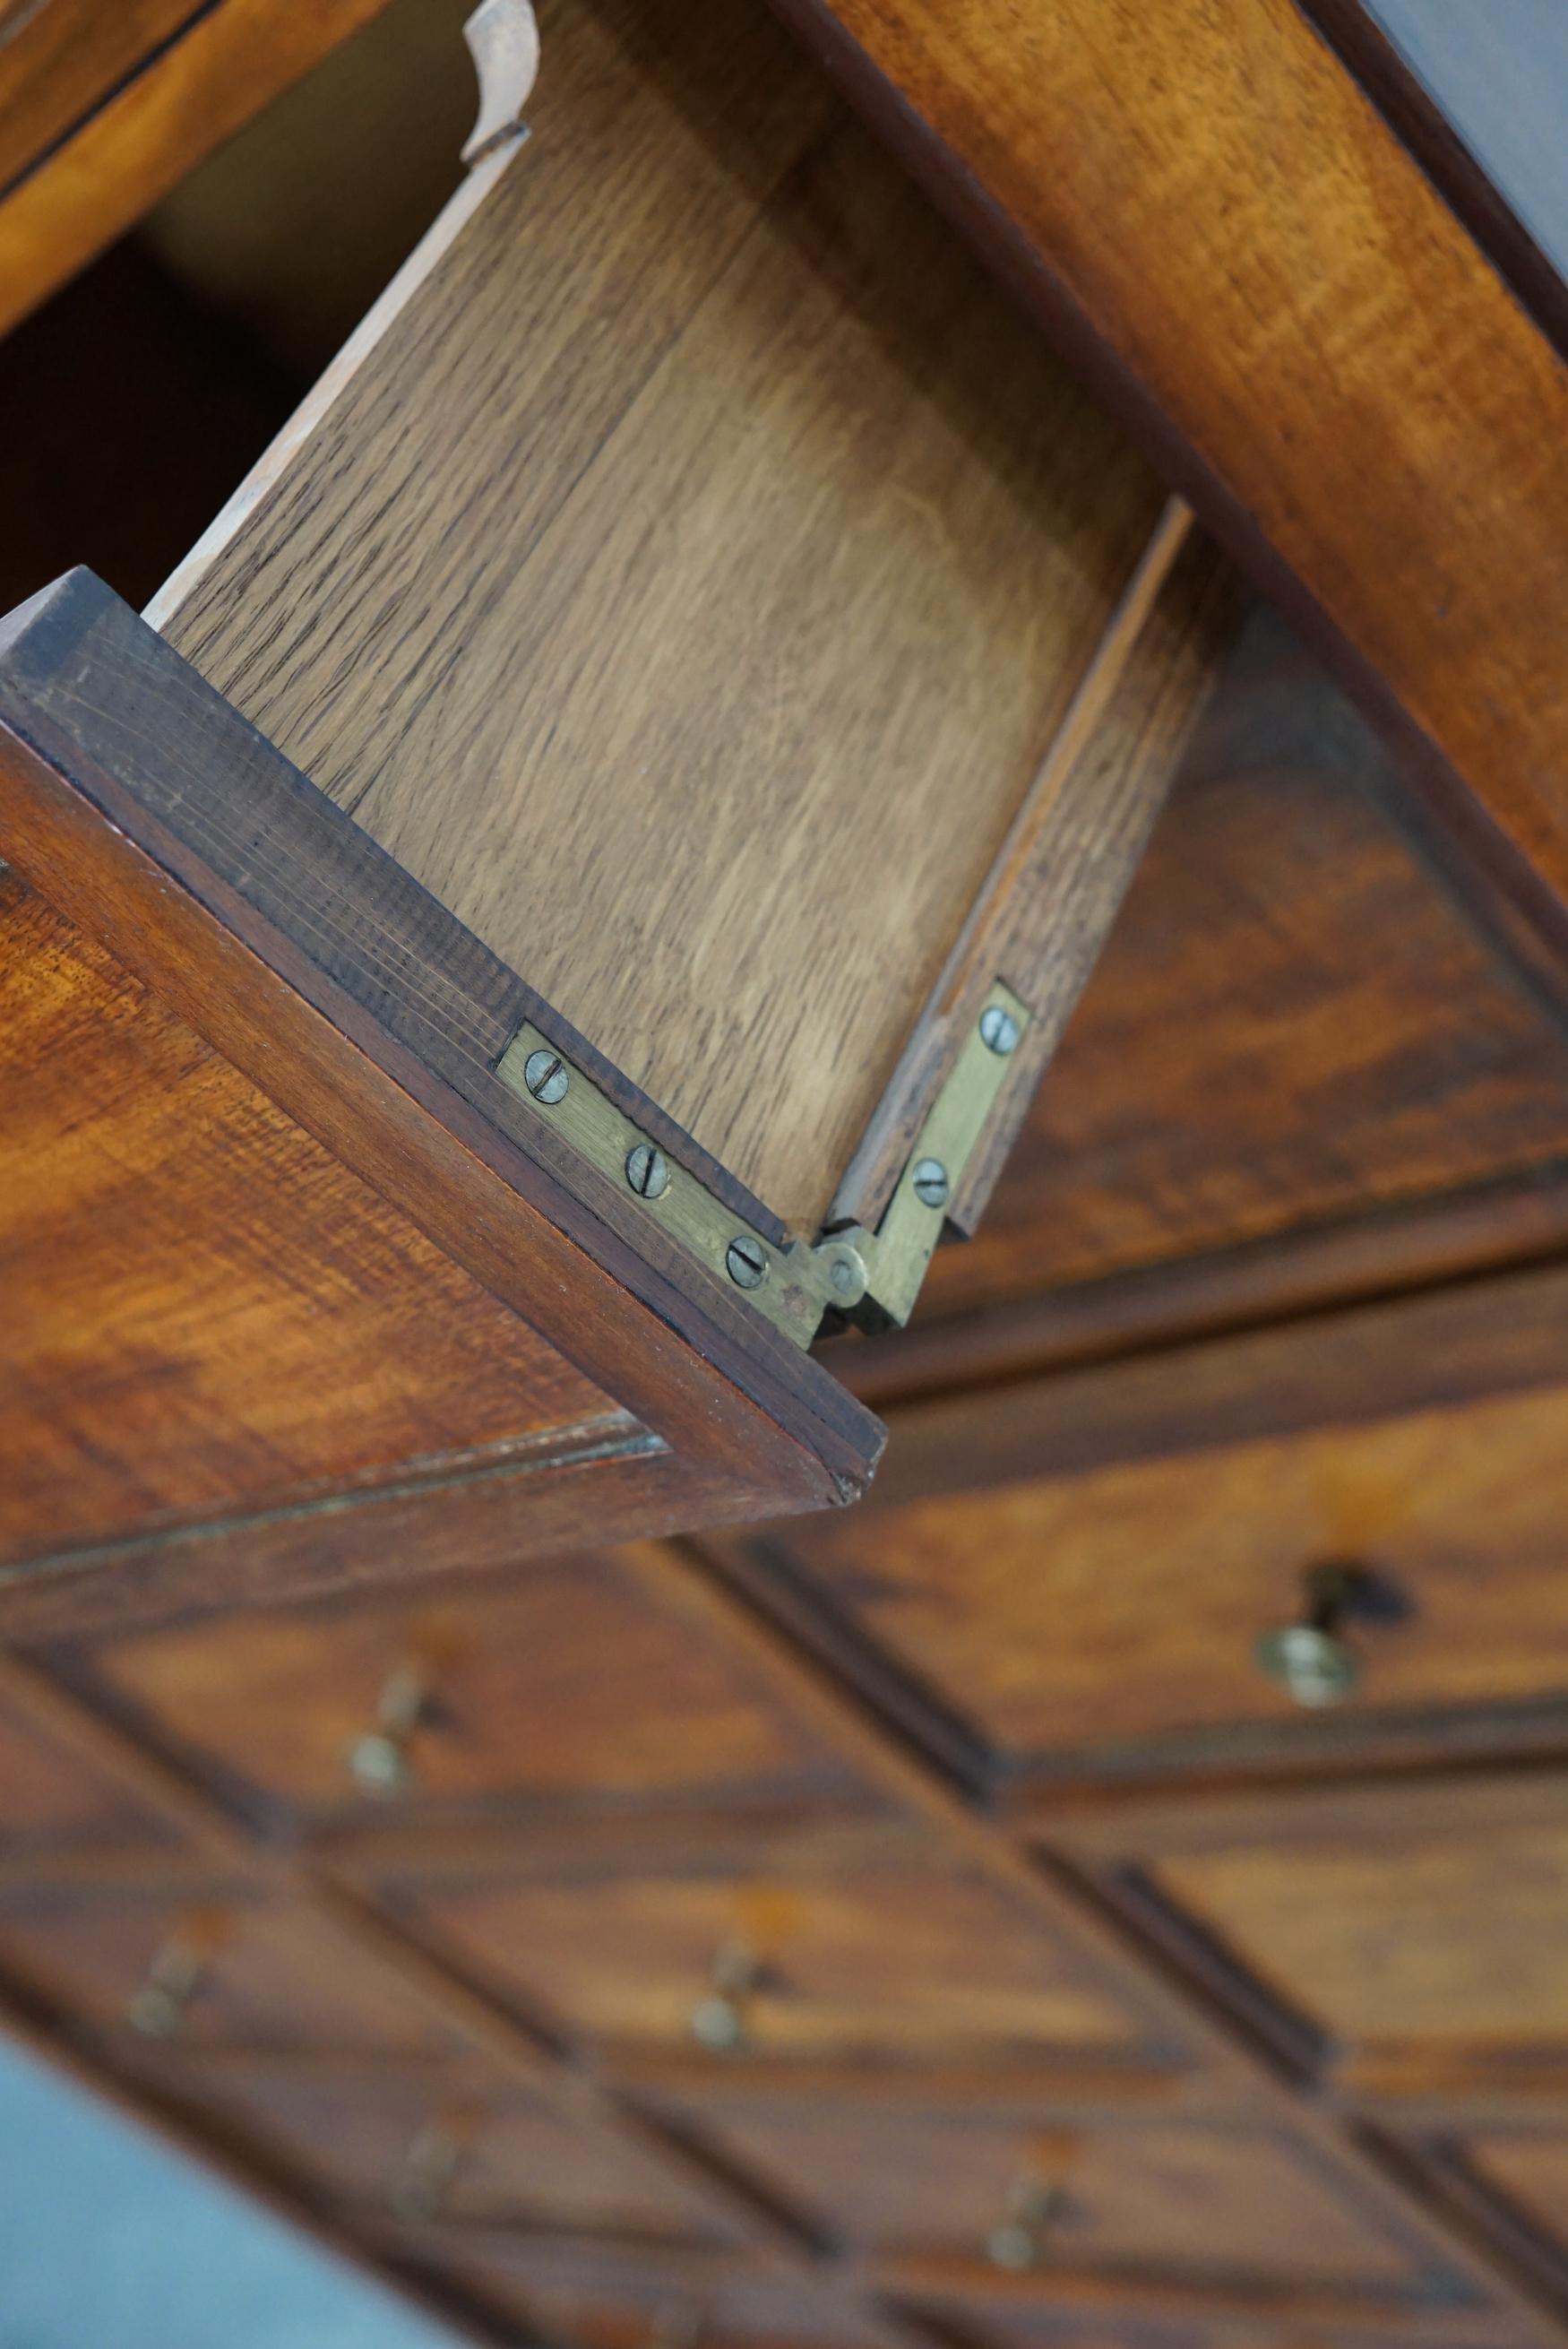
0;0;1232;1632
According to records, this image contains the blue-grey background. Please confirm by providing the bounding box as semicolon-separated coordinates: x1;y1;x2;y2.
0;2037;455;2349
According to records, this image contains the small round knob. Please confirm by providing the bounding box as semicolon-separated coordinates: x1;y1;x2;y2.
126;1935;210;2038
1255;1562;1368;1708
346;1731;413;1795
1254;1621;1358;1707
689;1940;762;2052
986;2177;1063;2271
391;2120;466;2220
345;1661;431;1797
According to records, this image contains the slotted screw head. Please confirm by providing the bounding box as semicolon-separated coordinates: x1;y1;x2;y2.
912;1156;950;1208
979;1004;1021;1056
521;1049;569;1103
625;1144;669;1199
725;1235;769;1290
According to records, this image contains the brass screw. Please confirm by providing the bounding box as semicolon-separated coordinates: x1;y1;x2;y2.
980;1005;1021;1056
521;1049;569;1103
725;1236;769;1290
912;1157;950;1208
626;1144;669;1199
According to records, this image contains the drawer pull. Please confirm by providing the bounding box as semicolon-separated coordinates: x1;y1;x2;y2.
987;2174;1064;2272
125;1932;211;2038
345;1661;432;1797
390;2120;467;2220
1255;1561;1370;1707
689;1939;762;2053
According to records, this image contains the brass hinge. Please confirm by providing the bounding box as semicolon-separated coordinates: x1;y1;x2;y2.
495;981;1029;1351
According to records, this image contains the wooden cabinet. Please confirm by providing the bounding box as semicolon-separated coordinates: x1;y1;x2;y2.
62;1544;878;1835
3;1;1568;2348
375;1822;1194;2083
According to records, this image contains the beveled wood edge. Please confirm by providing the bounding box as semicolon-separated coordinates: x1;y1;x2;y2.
0;1409;650;1585
0;1434;733;1645
824;1256;1568;1522
0;573;883;1576
844;1162;1568;1413
1292;0;1568;369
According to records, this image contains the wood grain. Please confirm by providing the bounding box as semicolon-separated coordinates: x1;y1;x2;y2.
762;0;1568;984
0;568;882;1632
746;1375;1568;1792
0;874;625;1569
1056;1774;1568;2103
667;2094;1445;2294
909;604;1568;1324
178;2052;744;2240
63;1542;877;1835
0;0;393;340
154;0;1167;1233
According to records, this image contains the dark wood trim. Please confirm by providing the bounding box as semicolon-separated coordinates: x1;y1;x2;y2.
1292;0;1568;367
844;1166;1568;1413
835;1259;1568;1524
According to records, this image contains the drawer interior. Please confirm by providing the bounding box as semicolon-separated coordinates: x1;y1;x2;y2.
148;0;1202;1248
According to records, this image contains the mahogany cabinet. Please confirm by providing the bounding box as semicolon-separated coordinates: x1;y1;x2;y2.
2;0;1568;2346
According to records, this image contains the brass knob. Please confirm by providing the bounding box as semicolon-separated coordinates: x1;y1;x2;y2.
345;1660;431;1796
390;2119;467;2220
688;1940;762;2053
126;1931;211;2038
986;2174;1064;2272
1255;1562;1367;1707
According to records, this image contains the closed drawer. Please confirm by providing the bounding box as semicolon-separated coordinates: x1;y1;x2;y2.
1056;1772;1568;2101
659;2095;1478;2312
62;1544;873;1834
0;1882;457;2057
727;1342;1568;1797
174;2053;739;2244
428;2240;902;2349
376;1822;1195;2084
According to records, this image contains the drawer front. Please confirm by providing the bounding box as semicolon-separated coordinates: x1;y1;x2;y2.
442;2241;900;2349
72;1546;870;1829
183;2057;737;2242
660;2098;1462;2302
0;1886;454;2056
382;1826;1192;2079
1056;1774;1568;2100
0;1701;171;1860
742;1376;1568;1792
